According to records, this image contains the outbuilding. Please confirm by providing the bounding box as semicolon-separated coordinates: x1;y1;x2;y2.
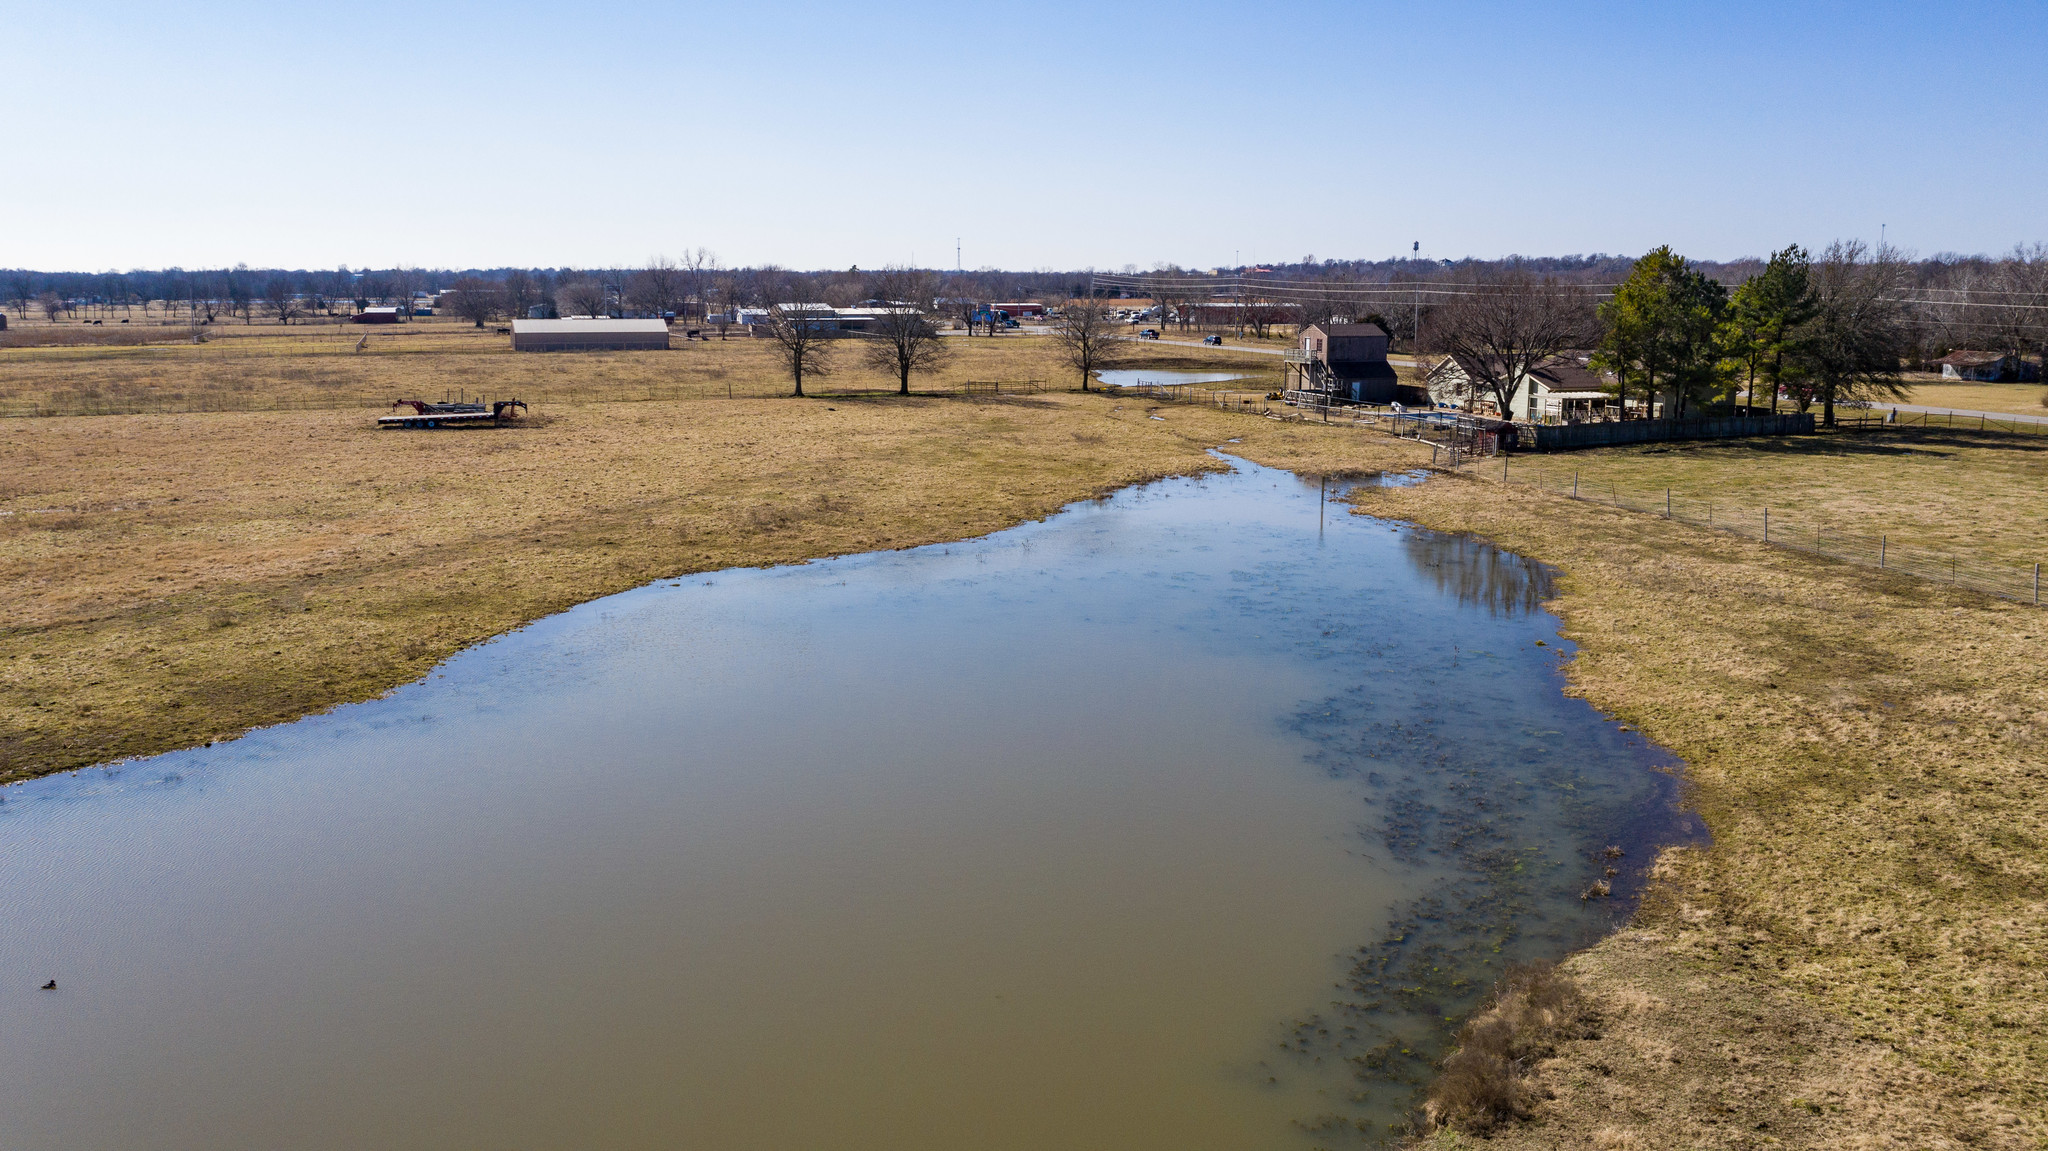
511;318;670;352
353;307;403;324
1285;322;1399;402
1936;350;2039;383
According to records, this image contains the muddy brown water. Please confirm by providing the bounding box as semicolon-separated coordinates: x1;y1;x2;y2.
0;457;1697;1149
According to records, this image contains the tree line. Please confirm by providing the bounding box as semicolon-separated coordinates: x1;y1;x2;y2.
1419;242;2048;426
0;260;1093;331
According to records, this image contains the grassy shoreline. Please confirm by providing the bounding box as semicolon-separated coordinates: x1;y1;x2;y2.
1359;467;2047;1149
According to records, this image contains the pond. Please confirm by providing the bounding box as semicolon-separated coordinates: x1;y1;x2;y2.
1094;369;1256;388
0;458;1698;1150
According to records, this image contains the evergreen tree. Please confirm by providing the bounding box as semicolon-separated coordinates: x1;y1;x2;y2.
1592;247;1726;418
1722;245;1817;414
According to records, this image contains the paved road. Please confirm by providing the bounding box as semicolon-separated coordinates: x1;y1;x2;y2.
1865;402;2048;426
1115;334;1419;367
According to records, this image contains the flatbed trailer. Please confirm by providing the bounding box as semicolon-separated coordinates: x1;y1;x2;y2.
378;399;528;429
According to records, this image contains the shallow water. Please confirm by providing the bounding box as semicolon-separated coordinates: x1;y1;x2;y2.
0;458;1695;1150
1094;368;1253;387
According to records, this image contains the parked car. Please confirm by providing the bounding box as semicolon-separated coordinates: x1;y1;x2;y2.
1139;329;1159;339
1202;334;1223;346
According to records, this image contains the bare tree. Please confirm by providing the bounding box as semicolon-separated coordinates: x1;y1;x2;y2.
709;272;741;338
1052;297;1122;390
225;267;254;324
9;277;34;319
1146;268;1193;335
39;292;64;322
1792;240;1911;427
1974;244;2048;371
502;270;539;320
629;256;684;318
558;279;610;318
765;296;837;397
859;268;950;394
262;276;303;324
945;274;985;334
1427;266;1598;418
682;248;715;321
444;277;505;328
387;266;426;321
1239;278;1289;339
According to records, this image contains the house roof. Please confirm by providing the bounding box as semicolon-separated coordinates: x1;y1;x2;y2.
1529;359;1604;391
1303;322;1389;339
512;318;668;335
1428;355;1607;392
1935;350;2009;366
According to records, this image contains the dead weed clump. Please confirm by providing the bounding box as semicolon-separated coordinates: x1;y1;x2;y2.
1421;963;1595;1137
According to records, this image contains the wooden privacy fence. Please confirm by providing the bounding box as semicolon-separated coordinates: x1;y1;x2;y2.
1522;412;1814;451
1466;458;2046;607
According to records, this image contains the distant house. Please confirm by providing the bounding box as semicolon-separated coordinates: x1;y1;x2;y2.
1936;351;2040;383
1285;323;1399;402
992;302;1046;318
511;318;669;352
353;307;403;325
1426;354;1642;421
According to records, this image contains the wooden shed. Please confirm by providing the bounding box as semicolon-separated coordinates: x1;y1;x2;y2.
511;318;670;352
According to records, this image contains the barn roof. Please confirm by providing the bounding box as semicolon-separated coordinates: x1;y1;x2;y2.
512;319;669;335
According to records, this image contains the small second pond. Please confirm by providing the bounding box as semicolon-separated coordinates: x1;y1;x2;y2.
1094;368;1257;388
0;458;1697;1150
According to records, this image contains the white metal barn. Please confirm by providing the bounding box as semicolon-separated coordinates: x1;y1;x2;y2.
511;318;670;352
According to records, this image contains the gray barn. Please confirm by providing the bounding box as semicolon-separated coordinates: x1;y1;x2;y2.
511;318;670;352
1285;322;1399;402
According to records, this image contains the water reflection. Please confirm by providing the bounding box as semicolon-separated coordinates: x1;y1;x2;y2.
1400;531;1556;617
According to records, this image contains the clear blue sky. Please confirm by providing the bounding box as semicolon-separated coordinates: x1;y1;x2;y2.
3;1;2039;272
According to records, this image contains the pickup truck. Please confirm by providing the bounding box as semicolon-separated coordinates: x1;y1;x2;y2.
1139;328;1159;339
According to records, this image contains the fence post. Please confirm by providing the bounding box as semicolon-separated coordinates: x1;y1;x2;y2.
1880;536;1886;569
1665;489;1671;518
1764;507;1769;543
1573;470;1579;498
2036;563;2041;605
1504;456;1509;483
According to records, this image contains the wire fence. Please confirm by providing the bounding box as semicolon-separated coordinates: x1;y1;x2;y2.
1458;457;2046;606
1107;380;1279;415
1834;406;2048;437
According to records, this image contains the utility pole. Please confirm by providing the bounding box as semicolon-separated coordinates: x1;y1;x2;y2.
956;238;961;272
1411;241;1421;351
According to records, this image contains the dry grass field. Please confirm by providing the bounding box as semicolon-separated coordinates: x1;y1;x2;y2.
1895;377;2048;418
1492;429;2048;571
1377;465;2048;1148
6;323;2047;1147
0;318;1287;417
